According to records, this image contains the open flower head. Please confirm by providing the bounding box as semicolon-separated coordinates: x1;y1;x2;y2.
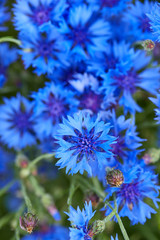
55;112;116;176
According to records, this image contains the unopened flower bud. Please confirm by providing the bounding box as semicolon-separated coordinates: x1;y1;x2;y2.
106;169;124;187
85;193;100;208
19;213;38;234
16;154;29;168
142;39;155;51
88;220;105;237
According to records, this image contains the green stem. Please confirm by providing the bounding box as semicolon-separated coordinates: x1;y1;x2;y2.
15;228;20;240
115;213;130;240
0;37;21;46
21;181;33;212
104;208;117;223
67;178;78;208
0;181;15;197
28;153;55;169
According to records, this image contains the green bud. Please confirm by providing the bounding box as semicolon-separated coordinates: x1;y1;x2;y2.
88;220;105;237
142;39;155;51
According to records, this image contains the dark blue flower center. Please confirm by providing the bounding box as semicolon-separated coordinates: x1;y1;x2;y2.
64;127;107;162
43;93;66;121
79;91;103;113
34;9;50;25
101;0;120;7
140;16;151;33
113;71;137;93
117;182;140;209
70;27;88;46
39;43;52;57
13;111;31;133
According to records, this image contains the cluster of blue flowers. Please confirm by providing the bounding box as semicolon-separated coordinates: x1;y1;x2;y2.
0;0;160;239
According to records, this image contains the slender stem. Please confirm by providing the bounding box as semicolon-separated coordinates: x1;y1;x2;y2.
104;208;116;223
0;181;15;197
0;37;21;46
21;181;33;212
67;178;78;208
28;153;55;169
115;213;130;240
15;228;20;240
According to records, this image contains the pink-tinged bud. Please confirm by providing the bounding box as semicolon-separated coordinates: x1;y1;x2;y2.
142;153;152;165
85;193;100;208
88;220;105;237
106;169;124;187
142;39;155;51
19;213;38;234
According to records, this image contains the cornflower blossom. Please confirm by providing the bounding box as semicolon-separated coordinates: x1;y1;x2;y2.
104;155;160;225
150;93;160;124
0;0;10;31
0;94;36;150
102;50;160;114
13;0;67;32
21;225;69;240
32;82;78;138
66;201;96;240
87;0;130;15
0;44;18;87
19;27;67;75
147;3;160;42
59;4;111;59
55;112;116;175
124;0;155;41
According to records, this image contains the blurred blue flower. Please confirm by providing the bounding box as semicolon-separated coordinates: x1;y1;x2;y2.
13;0;67;32
0;94;36;150
21;225;69;240
124;0;155;41
150;93;160;124
19;27;67;75
104;155;160;224
111;234;118;240
88;0;130;16
32;82;78;138
88;41;134;76
59;4;110;59
66;201;95;240
0;0;10;31
0;44;18;88
102;50;160;114
147;3;160;42
55;112;116;175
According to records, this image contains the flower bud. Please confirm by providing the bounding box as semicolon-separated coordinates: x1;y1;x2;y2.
19;213;38;234
85;192;100;208
106;169;124;187
88;220;105;237
142;39;155;51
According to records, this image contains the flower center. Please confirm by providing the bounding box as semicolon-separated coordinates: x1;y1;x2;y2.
140;16;151;33
101;0;120;7
34;9;49;25
71;27;88;45
117;182;140;210
79;91;102;113
13;111;31;132
44;93;66;121
113;71;137;93
39;43;52;57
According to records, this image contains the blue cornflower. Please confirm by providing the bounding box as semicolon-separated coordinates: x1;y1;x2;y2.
32;82;78;138
0;94;36;150
55;112;116;175
0;43;18;88
0;0;10;31
59;4;110;59
87;0;130;15
124;0;156;41
88;41;134;76
104;154;160;225
111;234;118;240
147;3;160;42
66;201;95;240
19;27;67;75
108;110;143;160
21;225;69;240
102;50;160;114
13;0;67;32
150;93;160;124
